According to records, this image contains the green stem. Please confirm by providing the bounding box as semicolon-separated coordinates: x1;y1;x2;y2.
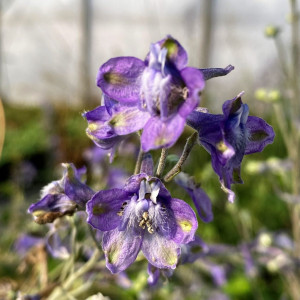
48;250;101;300
134;145;144;175
156;148;168;177
164;132;198;182
88;225;103;253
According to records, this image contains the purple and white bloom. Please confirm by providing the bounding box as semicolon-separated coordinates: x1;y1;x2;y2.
28;163;94;224
83;95;149;160
86;158;198;273
96;36;206;151
187;92;275;202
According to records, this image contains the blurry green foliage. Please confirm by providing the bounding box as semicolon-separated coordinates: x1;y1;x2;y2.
1;105;49;164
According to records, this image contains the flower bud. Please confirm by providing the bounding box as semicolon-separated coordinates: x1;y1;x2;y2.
264;26;280;38
268;90;281;102
254;88;268;101
258;232;272;247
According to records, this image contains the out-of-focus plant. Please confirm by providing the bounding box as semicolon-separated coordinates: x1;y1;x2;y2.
0;98;5;159
252;0;300;298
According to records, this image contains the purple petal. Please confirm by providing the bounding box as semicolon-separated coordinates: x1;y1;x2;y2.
28;194;76;216
190;188;213;222
179;67;205;118
83;146;109;165
123;173;147;193
149;201;177;240
241;244;256;277
140;153;154;176
83;105;110;122
107;168;128;189
210;265;227;286
159;75;172;120
187;110;223;134
142;233;180;269
109;105;150;136
147;263;160;286
62;163;94;208
170;198;198;244
175;173;213;223
102;227;143;273
181;67;205;92
187;111;235;166
222;92;246;121
87;189;130;231
84;106;116;141
14;234;44;256
150;36;188;70
154;178;172;201
93;135;124;152
245;116;275;154
46;220;72;259
141;114;185;151
180;236;208;264
97;56;145;103
116;272;132;289
103;94;118;116
199;65;234;81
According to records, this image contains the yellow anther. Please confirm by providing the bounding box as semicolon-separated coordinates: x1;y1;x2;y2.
142;211;149;220
148;226;154;234
88;123;98;131
216;141;227;152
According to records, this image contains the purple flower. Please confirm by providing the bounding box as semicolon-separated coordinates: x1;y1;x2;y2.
28;163;94;224
187;92;275;202
86;158;198;273
83;95;149;160
96;36;205;151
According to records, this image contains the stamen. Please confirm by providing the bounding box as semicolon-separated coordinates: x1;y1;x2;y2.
183;87;189;100
142;211;149;220
139;219;146;229
147;225;154;234
138;210;155;233
116;201;128;217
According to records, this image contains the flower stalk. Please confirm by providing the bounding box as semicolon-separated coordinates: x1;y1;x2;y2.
156;148;168;177
164;132;198;182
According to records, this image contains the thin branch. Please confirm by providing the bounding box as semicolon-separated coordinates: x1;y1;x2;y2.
156;148;168;177
164;132;198;182
0;98;5;159
48;249;101;300
88;226;102;253
134;145;144;175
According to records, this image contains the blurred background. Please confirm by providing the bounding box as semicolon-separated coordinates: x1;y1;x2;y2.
0;0;298;299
